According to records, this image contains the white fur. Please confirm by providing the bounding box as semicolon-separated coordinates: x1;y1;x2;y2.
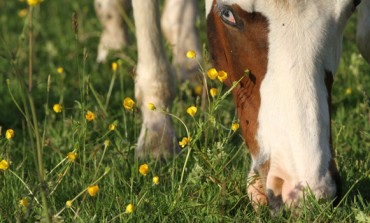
132;0;178;157
357;0;370;63
206;0;213;16
95;0;202;78
94;0;130;62
161;0;202;81
217;0;355;201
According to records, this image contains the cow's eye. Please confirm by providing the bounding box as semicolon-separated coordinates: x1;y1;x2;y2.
220;8;237;26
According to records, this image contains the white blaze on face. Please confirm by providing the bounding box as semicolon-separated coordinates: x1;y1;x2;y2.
214;0;355;202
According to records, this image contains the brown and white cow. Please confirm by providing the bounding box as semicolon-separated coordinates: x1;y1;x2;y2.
206;0;369;211
94;0;369;212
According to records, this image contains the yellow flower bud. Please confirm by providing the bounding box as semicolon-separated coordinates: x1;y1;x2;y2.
139;164;149;176
19;198;28;207
0;160;9;171
345;87;352;95
104;139;110;147
210;88;218;97
27;0;41;7
186;50;196;59
85;111;95;121
123;97;135;111
231;123;240;132
148;103;156;111
5;129;15;140
57;67;64;74
66;200;73;208
217;70;228;82
153;176;160;185
18;9;28;18
112;62;118;72
87;185;99;197
125;203;134;213
179;137;191;148
109;123;117;131
67;152;77;162
53;104;62;113
194;84;203;96
186;106;197;117
207;68;218;80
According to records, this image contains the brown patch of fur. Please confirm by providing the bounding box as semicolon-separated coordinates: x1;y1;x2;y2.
207;1;269;158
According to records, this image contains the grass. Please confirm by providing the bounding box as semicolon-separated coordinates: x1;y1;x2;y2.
0;0;369;222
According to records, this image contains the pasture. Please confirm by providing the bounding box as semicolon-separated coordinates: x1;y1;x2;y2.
0;0;369;222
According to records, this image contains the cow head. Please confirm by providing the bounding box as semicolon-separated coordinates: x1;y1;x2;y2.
206;0;361;211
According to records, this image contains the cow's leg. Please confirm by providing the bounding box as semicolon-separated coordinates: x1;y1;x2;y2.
132;0;179;158
357;0;370;64
94;0;130;62
161;0;202;82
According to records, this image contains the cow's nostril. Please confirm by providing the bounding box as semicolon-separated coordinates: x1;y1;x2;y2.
266;189;284;215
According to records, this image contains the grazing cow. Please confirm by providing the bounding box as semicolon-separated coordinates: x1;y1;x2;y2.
206;0;368;211
95;0;369;211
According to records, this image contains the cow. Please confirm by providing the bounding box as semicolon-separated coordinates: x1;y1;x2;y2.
94;0;370;212
206;0;369;211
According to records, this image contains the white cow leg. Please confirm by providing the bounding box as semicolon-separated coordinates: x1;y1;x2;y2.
356;0;370;64
133;0;179;158
161;0;202;82
94;0;130;62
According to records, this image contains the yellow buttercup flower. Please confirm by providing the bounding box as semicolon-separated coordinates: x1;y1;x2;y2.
19;198;28;207
207;68;218;80
87;185;99;197
0;160;9;171
5;129;15;140
139;164;149;176
18;9;28;17
186;50;196;59
125;203;134;213
231;123;240;132
217;70;228;82
123;97;135;111
85;111;95;121
104;139;110;147
186;106;197;117
179;137;191;148
112;62;118;72
194;84;203;96
27;0;41;7
148;103;156;111
153;176;160;185
66;200;73;208
67;152;77;162
345;87;352;95
210;88;218;97
53;104;62;113
109;123;117;131
57;67;64;74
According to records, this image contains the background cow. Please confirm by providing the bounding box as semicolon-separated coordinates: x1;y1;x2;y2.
95;0;201;157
